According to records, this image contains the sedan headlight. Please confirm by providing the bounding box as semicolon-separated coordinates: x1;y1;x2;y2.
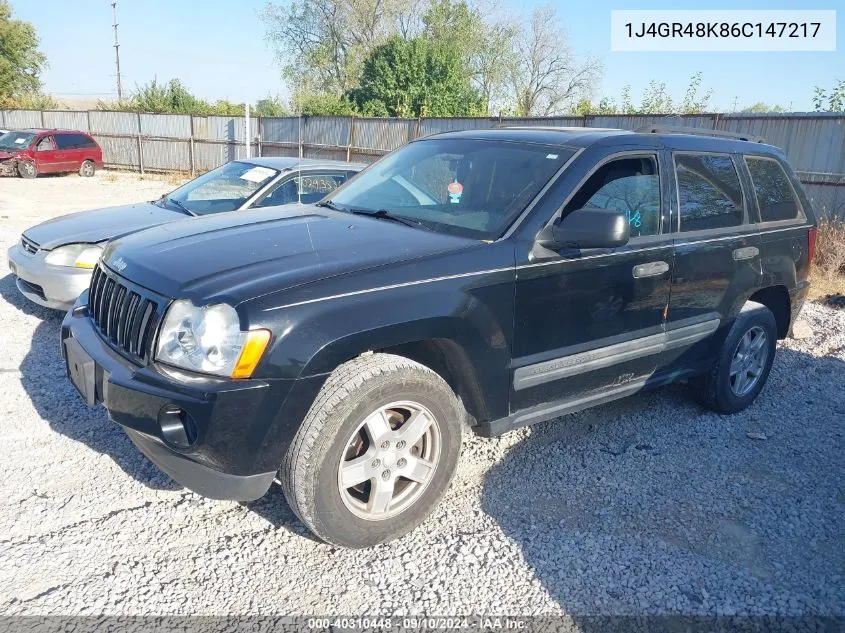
44;243;103;269
155;300;270;378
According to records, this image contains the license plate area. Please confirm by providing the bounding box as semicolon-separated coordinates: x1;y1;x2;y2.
65;337;97;406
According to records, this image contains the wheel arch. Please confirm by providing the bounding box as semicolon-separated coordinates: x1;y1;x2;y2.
296;318;507;425
748;285;791;339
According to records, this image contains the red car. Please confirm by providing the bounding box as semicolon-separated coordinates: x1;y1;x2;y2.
0;129;104;178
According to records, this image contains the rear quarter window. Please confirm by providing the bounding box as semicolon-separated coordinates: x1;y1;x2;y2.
745;157;803;222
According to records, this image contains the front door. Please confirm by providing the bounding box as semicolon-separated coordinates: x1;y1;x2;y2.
512;151;673;413
33;135;59;173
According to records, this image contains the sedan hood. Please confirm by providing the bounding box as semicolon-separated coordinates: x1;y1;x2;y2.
23;202;182;250
102;205;476;305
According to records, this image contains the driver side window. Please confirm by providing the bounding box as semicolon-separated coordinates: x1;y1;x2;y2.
36;136;56;152
562;156;661;238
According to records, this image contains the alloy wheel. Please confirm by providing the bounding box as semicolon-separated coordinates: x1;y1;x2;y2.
337;400;441;521
729;325;769;397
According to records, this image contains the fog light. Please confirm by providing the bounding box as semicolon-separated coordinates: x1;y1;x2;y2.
158;405;198;448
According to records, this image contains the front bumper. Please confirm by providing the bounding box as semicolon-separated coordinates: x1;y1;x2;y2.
7;243;93;311
60;296;316;501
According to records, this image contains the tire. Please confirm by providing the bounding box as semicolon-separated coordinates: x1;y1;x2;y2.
690;301;778;414
17;160;37;179
79;160;95;177
281;353;464;548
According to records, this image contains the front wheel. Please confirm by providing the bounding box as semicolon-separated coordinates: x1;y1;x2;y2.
17;160;37;179
79;160;95;177
281;353;464;548
690;301;777;414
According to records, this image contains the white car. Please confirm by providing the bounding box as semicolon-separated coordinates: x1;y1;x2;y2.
8;157;363;310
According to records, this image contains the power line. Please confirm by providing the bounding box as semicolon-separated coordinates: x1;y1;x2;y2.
112;2;123;100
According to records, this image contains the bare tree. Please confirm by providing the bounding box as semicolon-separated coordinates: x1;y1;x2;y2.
509;4;602;116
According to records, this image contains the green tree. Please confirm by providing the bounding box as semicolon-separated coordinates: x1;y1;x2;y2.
254;94;289;116
422;0;517;114
680;71;712;114
0;0;48;100
619;85;634;114
292;89;358;116
348;35;483;117
741;102;785;113
812;81;844;112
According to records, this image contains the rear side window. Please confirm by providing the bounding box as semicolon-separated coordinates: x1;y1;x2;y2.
255;172;348;208
675;154;745;232
54;133;94;149
54;134;77;149
562;156;661;238
745;157;802;222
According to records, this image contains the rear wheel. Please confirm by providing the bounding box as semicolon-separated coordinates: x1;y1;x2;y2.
79;160;95;177
690;301;777;414
17;160;37;179
281;353;464;548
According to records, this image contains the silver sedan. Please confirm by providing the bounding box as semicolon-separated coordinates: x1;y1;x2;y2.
8;157;362;311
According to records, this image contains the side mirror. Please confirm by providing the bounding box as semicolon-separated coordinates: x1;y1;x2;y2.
539;207;630;250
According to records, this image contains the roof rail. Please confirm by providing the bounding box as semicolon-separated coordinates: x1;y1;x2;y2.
634;125;766;144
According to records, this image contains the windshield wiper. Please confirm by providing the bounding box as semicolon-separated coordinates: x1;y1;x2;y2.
167;197;194;216
349;207;428;230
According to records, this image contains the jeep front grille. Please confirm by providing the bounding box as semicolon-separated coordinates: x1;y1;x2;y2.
20;236;39;255
88;264;161;363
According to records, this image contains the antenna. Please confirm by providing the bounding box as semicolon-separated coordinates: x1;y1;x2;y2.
112;2;123;100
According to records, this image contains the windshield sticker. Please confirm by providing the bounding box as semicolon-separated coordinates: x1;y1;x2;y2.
447;181;463;204
546;153;558;159
240;166;276;183
14;138;26;144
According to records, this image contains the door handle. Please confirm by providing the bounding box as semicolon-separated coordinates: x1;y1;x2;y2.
732;246;760;261
632;261;670;278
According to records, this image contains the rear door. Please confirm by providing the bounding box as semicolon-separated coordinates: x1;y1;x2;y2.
32;135;60;172
51;133;76;171
662;151;762;370
512;150;674;412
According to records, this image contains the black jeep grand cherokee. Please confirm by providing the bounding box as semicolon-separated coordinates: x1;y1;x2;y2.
62;126;816;548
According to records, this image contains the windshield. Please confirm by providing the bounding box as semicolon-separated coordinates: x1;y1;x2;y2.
329;139;574;239
0;131;35;151
163;161;280;216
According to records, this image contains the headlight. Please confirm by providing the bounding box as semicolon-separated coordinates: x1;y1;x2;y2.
44;243;103;269
155;300;270;378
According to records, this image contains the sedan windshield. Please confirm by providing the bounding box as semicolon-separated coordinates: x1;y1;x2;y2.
162;161;279;216
328;139;574;239
0;131;35;151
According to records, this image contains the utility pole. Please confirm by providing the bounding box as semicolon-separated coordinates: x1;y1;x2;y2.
732;96;738;112
112;2;123;100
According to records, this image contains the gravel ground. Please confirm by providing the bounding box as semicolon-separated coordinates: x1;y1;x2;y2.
0;172;843;617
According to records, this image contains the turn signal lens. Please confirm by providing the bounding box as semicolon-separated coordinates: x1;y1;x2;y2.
231;329;271;379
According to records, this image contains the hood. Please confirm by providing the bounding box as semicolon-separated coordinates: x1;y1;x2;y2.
23;202;182;250
102;205;476;306
0;151;20;160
